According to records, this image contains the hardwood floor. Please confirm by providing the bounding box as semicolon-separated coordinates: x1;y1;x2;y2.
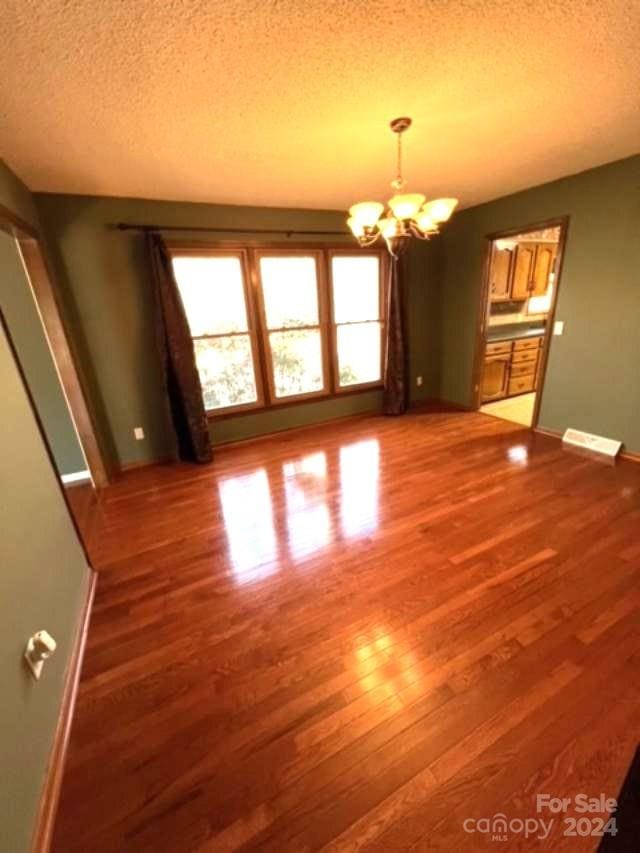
52;409;640;852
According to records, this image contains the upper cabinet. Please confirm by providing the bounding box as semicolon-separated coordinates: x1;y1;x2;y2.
488;244;515;301
488;240;557;303
531;243;556;296
511;242;537;300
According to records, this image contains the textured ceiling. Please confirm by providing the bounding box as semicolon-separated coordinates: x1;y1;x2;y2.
1;1;638;211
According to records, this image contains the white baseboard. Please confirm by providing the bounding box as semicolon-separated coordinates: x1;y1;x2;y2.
61;470;91;485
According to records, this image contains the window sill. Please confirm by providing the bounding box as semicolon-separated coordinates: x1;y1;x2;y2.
205;383;383;421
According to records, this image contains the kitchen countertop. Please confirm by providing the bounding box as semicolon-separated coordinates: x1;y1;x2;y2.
487;324;546;343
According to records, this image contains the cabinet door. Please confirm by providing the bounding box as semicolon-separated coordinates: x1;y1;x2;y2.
531;243;556;296
481;356;510;402
488;245;514;301
511;243;536;300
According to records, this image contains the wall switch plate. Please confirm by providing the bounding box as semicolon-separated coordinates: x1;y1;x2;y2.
553;321;565;335
134;427;145;440
416;376;423;387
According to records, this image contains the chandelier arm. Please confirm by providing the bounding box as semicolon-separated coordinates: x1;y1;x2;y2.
409;222;430;240
358;230;382;248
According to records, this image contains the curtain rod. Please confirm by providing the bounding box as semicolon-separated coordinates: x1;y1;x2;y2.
113;222;348;236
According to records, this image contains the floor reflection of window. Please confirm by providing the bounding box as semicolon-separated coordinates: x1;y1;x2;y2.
352;626;424;712
340;439;380;539
218;469;278;584
282;452;330;560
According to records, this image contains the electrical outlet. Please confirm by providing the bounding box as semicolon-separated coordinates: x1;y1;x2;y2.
554;321;565;336
416;375;423;387
134;427;145;440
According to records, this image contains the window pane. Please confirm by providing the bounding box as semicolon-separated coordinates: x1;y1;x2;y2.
194;335;257;410
269;329;324;397
259;257;319;328
337;322;381;386
172;256;248;335
332;256;380;323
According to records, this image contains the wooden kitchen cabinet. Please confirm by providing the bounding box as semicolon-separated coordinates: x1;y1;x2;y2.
488;244;514;301
511;243;537;299
481;335;544;403
481;354;511;401
531;243;556;296
491;241;557;302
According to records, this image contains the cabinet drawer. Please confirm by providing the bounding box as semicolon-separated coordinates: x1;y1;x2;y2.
508;375;535;396
512;349;538;365
510;361;536;378
485;340;512;356
513;337;542;352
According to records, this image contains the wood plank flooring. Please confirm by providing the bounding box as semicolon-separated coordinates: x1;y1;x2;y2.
52;409;640;852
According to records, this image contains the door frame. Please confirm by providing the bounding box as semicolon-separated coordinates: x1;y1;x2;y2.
470;215;570;429
0;202;110;486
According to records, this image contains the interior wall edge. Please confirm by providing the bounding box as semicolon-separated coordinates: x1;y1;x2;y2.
439;154;640;454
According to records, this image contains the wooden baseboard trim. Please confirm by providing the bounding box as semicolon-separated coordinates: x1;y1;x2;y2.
31;568;97;853
533;425;562;440
410;398;473;414
534;426;640;464
117;455;172;474
213;407;383;452
117;401;479;468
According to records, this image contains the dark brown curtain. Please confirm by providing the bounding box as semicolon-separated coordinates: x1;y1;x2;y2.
383;254;409;415
147;233;212;463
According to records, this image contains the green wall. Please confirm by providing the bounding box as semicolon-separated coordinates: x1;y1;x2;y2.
0;233;86;474
35;193;439;467
21;156;640;465
0;162;86;476
437;155;640;453
0;318;91;853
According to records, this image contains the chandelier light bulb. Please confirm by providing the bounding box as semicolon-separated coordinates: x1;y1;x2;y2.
379;217;400;239
347;216;365;237
421;197;459;223
388;193;426;221
415;211;438;233
348;201;384;227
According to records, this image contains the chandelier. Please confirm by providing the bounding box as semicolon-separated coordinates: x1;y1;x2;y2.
347;117;458;256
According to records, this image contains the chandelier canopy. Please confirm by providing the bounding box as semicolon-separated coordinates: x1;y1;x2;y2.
347;117;458;256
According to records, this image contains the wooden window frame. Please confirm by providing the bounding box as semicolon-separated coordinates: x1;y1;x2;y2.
327;249;388;395
166;241;387;420
170;248;265;417
252;248;331;405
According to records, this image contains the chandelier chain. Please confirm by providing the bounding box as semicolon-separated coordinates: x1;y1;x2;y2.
347;116;458;256
393;131;404;190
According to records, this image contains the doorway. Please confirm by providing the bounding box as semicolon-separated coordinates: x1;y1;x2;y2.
0;203;109;489
472;218;568;428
